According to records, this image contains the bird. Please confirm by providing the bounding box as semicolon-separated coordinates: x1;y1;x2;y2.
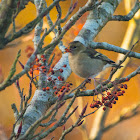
67;41;121;79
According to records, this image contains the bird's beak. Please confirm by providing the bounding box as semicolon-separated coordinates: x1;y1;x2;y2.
65;47;71;53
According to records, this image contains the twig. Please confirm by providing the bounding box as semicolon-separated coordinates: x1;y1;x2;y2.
90;41;140;59
103;102;140;132
111;0;140;21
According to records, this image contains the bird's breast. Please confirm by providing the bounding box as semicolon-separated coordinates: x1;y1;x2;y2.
68;54;104;78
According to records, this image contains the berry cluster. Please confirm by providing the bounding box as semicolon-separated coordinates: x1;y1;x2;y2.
90;82;128;111
28;55;72;97
53;83;72;97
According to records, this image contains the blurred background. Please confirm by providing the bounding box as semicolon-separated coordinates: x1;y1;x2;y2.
0;0;140;139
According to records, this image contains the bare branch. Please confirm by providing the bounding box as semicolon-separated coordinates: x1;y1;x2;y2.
111;0;140;21
1;0;63;49
103;102;140;132
90;41;140;59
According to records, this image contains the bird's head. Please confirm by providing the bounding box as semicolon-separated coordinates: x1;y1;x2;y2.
66;41;85;55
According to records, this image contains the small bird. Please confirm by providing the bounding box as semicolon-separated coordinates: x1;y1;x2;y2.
67;41;121;79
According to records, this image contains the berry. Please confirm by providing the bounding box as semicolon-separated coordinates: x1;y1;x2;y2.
90;104;94;108
103;107;106;111
43;69;46;73
41;55;45;58
54;91;58;95
53;86;57;90
104;96;109;100
38;63;42;67
60;89;64;92
66;87;70;92
30;70;33;74
58;76;64;81
126;78;129;81
46;87;50;91
43;58;46;62
66;83;70;87
115;96;118;100
42;88;46;91
63;64;67;67
107;92;110;96
124;84;127;89
117;92;121;96
41;66;46;69
61;86;66;90
59;69;63;73
47;77;52;81
108;103;112;108
122;90;125;93
112;100;116;104
36;58;39;62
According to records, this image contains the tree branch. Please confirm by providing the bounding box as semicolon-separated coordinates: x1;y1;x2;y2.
111;0;140;21
90;41;140;59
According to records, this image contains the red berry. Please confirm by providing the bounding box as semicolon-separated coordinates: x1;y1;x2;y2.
48;77;52;81
96;101;101;104
99;102;103;105
58;76;64;81
30;70;33;74
107;92;110;96
66;87;70;92
117;92;122;96
63;64;67;67
93;102;99;108
53;86;57;90
124;84;127;89
103;107;106;111
66;83;70;87
36;58;39;62
42;88;46;91
108;103;112;108
46;87;50;91
43;69;46;73
113;91;117;94
43;58;46;62
60;89;64;92
115;96;118;100
90;104;94;108
122;90;125;93
38;63;42;67
126;78;129;81
41;66;46;69
61;86;66;89
54;91;58;95
41;55;45;58
59;69;63;73
112;100;116;104
58;76;61;80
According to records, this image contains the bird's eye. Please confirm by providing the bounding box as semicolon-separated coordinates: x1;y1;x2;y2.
73;46;77;49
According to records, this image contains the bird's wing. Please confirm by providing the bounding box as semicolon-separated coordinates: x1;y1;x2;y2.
82;47;115;64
